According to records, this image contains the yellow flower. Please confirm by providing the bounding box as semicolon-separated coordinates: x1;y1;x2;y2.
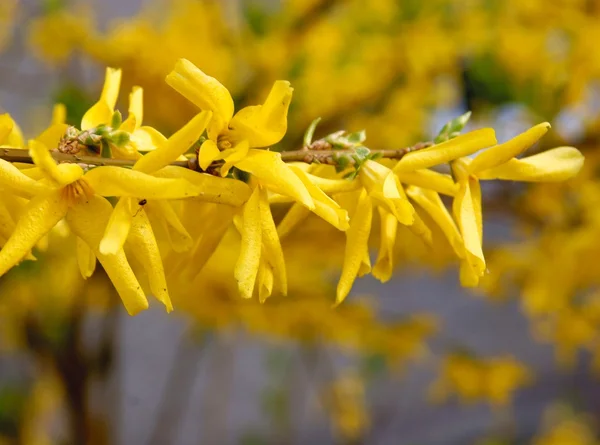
452;123;584;286
337;189;373;304
234;186;287;301
81;67;166;158
0;140;201;315
166;59;323;209
167;58;292;148
359;159;414;225
99;110;248;253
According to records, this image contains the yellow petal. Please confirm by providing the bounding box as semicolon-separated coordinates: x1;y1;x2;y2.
477;147;584;182
52;103;67;125
29;139;83;186
257;260;275;303
84;166;200;199
258;187;287;295
394;128;497;173
153;165;251;206
372;207;397;283
36;123;69;150
0;114;24;148
408;211;433;246
127;209;173;312
76;236;96;279
0;200;16;241
165;58;234;140
198;139;220;170
277;203;310;239
406;186;464;257
468;123;551;174
360;160;414;225
235;187;262;299
0;158;46;198
453;178;485;280
66;195;148;315
459;259;481;288
0;114;13;144
130;126;168;152
336;190;373;304
219;140;249;177
145;200;193;253
99;197;133;255
134;111;212;173
235;149;314;209
289;165;349;231
81;67;122;130
185;204;235;280
227;80;293;147
0;191;68;276
121;86;143;133
300;173;360;194
396;169;458;196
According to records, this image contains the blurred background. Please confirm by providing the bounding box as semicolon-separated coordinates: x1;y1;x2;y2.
2;0;600;444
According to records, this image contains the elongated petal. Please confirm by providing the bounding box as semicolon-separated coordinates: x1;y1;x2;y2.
289;165;349;231
36;123;69;150
0;114;24;148
372;207;397;283
396;169;458;196
134;111;211;173
219;140;249;177
337;190;373;304
394;128;497;173
235;187;262;299
277;203;310;239
185;204;235;280
235;149;314;209
406;186;464;257
453;178;485;281
468;123;550;174
408;212;433;246
81;67;122;130
228;80;293;147
0;114;14;144
165;58;234;139
29;139;83;186
121;86;143;133
0;191;68;276
84;166;200;199
360;160;414;225
129;126;167;152
67;195;148;314
257;260;274;303
52;103;66;125
477;147;584;182
0;200;16;241
199;139;220;170
154;165;251;206
99;197;133;255
258;187;287;295
301;173;360;194
0;158;46;198
127;209;173;312
76;237;96;279
145;200;193;253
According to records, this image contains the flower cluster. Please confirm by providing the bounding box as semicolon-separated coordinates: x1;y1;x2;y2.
0;59;585;315
429;353;532;406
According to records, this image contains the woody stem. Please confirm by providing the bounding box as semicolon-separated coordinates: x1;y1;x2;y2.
0;142;432;170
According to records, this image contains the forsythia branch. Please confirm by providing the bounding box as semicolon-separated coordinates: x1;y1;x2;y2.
0;142;433;170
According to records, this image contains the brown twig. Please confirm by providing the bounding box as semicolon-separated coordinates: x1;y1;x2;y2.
0;141;432;171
